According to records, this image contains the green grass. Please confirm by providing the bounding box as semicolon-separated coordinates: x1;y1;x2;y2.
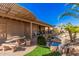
24;46;61;56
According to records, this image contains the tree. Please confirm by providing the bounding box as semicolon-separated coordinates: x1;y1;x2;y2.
61;23;79;42
72;26;79;41
58;3;79;42
59;4;79;19
64;23;73;42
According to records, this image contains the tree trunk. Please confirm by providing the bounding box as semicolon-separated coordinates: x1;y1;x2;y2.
68;30;73;42
73;32;77;42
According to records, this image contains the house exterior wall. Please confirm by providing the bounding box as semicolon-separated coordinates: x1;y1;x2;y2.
0;18;7;44
0;17;53;44
7;19;25;39
0;17;31;41
24;22;31;36
0;3;53;44
32;23;38;34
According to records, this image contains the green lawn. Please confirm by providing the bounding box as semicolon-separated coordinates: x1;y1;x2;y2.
25;46;61;56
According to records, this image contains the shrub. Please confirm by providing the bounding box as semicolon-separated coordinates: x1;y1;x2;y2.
37;36;46;46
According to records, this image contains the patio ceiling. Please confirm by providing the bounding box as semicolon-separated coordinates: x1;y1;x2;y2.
0;3;53;27
0;3;36;21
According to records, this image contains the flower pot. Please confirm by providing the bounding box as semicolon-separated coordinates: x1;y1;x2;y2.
26;40;31;46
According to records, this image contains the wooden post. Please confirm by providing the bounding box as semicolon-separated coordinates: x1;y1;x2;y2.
30;22;32;39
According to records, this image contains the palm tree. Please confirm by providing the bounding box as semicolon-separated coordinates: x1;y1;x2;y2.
72;26;79;41
58;4;79;42
59;3;79;19
61;23;79;42
63;23;73;42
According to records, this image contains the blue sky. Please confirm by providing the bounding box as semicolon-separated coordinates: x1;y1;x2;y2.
17;3;79;26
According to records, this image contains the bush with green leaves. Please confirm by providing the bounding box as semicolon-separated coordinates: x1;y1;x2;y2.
37;36;46;46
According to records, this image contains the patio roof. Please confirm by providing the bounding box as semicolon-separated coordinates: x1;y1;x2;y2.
0;3;53;27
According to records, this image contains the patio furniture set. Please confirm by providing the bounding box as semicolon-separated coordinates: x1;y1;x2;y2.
0;36;31;52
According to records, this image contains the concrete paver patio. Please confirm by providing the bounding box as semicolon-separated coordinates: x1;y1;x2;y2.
0;45;37;56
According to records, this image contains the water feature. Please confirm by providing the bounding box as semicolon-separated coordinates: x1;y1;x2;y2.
51;42;61;46
50;36;61;46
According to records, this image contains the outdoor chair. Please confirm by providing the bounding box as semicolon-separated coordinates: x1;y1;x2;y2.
16;39;26;47
2;43;17;52
1;36;26;52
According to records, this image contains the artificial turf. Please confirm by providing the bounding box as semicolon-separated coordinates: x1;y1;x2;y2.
25;46;61;56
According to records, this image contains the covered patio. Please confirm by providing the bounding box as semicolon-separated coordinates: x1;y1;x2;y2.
0;3;53;55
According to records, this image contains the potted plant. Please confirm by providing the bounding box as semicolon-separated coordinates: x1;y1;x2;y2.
25;34;31;46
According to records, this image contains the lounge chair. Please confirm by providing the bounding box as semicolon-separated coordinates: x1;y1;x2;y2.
2;43;17;52
1;36;26;52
